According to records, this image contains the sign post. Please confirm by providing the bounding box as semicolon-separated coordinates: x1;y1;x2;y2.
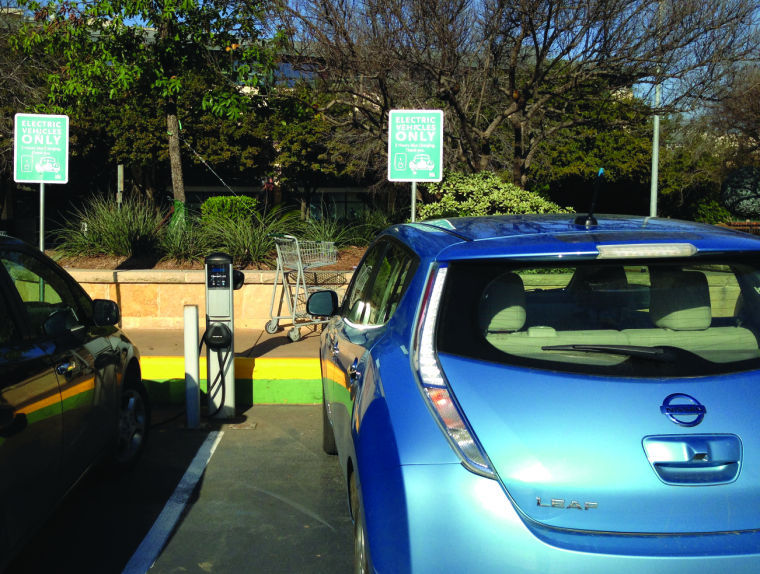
13;113;70;251
388;109;443;221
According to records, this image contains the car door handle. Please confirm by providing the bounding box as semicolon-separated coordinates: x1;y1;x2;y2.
327;333;339;356
348;359;361;400
349;359;361;383
56;361;76;376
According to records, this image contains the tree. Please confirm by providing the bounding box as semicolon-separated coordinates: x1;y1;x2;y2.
1;1;55;223
722;166;760;219
526;91;653;212
527;96;738;218
267;87;363;218
711;65;760;160
16;0;281;204
280;0;759;187
656;115;733;220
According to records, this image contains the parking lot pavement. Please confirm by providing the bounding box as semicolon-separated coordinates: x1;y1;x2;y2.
6;405;352;574
149;405;353;573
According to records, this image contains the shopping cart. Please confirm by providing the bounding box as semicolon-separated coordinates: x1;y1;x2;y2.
266;235;338;342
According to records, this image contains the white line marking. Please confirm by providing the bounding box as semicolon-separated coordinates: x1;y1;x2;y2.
122;430;224;574
250;486;336;531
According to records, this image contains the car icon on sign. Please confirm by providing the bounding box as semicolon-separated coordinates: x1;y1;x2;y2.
35;156;60;174
409;154;434;172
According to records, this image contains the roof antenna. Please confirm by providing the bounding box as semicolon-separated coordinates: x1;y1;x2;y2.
575;168;604;227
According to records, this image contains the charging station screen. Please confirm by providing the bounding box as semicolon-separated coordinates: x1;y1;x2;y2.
208;265;229;288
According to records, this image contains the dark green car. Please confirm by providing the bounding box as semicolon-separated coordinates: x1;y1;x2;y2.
0;234;149;568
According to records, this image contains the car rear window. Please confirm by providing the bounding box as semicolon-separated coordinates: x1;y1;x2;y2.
437;258;760;377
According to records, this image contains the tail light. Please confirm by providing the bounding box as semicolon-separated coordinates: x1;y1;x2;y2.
413;265;496;478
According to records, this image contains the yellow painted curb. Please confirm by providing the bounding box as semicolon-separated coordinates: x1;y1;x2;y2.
140;356;321;381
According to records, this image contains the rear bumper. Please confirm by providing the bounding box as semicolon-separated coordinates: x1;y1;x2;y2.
365;462;760;573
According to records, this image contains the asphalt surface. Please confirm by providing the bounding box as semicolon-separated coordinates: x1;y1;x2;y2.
6;322;353;574
150;406;352;573
7;405;351;574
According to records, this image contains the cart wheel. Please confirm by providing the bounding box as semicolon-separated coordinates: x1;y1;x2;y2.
288;328;301;342
265;319;279;334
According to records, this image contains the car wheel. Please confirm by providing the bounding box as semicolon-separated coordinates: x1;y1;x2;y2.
322;395;337;455
350;472;370;574
113;377;150;470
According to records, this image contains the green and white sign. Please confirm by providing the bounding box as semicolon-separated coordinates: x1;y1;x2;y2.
388;109;443;182
14;113;69;184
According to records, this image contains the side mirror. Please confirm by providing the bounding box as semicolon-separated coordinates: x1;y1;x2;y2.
307;290;339;317
93;299;121;326
233;269;245;291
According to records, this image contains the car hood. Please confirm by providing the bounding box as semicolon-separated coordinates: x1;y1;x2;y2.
438;353;760;534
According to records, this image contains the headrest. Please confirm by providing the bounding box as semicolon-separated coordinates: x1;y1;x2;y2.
572;265;628;292
480;272;526;334
650;269;711;331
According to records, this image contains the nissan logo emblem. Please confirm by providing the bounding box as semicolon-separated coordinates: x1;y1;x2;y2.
660;393;706;427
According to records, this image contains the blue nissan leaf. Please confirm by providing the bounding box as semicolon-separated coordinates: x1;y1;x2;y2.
307;214;760;573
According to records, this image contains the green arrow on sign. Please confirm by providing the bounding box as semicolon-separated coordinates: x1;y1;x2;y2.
14;113;69;184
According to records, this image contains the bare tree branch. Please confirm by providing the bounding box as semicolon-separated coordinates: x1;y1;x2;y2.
277;0;759;185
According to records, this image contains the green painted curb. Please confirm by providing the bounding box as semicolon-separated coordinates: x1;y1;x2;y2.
141;356;323;406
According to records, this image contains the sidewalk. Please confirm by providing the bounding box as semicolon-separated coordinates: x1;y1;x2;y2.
126;325;325;406
125;326;322;358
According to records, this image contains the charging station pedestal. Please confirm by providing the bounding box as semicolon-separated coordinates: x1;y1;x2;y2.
204;253;237;419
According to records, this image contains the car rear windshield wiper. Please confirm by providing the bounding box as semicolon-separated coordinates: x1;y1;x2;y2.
541;344;673;361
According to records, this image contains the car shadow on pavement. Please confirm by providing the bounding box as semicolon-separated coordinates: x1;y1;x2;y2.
5;403;213;573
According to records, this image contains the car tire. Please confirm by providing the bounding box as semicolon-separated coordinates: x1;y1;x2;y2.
350;472;370;574
112;375;150;471
322;395;337;455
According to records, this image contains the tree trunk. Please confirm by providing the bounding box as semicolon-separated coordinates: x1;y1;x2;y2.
0;180;13;223
166;104;185;204
300;187;313;221
511;120;528;188
387;185;396;214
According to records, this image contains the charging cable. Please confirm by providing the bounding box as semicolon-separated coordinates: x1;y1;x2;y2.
199;323;233;419
152;323;232;427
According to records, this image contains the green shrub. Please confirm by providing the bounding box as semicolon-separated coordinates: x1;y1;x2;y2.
349;211;393;245
203;206;301;267
160;215;209;264
54;194;165;257
418;172;572;220
302;216;355;247
200;195;258;224
693;199;733;225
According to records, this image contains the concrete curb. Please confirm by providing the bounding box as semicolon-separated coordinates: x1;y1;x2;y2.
141;355;322;406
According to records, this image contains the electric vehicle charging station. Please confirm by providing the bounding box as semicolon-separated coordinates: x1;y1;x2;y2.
203;252;244;419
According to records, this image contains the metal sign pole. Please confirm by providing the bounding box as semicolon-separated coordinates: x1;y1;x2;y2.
39;182;45;252
117;164;124;209
411;181;417;222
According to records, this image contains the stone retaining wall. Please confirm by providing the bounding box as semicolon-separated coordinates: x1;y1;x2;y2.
69;269;352;330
